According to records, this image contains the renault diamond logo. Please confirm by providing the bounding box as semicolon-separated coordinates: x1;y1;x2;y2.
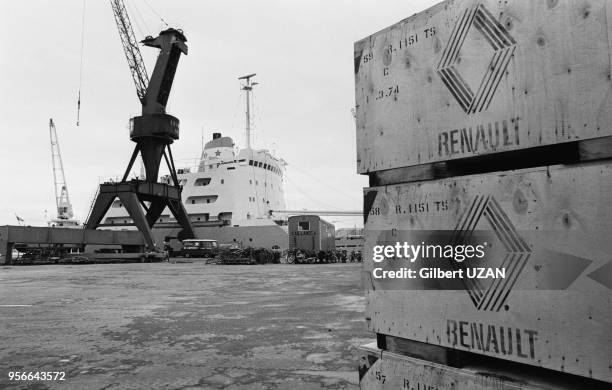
452;195;531;311
437;4;516;114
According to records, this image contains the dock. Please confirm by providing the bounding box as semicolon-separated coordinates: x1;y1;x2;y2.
0;263;368;389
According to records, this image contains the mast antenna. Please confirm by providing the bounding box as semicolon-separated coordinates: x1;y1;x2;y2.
239;73;257;149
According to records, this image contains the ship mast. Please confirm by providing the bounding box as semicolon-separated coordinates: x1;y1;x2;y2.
239;73;257;149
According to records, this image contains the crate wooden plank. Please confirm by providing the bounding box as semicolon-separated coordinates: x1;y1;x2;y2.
579;135;612;161
354;0;612;173
369;135;612;186
362;161;612;382
384;335;452;365
358;344;610;390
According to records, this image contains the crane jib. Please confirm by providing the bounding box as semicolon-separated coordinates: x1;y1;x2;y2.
110;0;149;104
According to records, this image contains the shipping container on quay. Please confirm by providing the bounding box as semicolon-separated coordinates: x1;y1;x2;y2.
288;215;335;253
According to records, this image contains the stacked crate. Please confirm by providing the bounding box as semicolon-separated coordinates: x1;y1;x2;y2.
354;0;612;388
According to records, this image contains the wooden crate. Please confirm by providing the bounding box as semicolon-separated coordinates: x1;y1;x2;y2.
354;0;612;173
358;343;609;390
362;162;612;382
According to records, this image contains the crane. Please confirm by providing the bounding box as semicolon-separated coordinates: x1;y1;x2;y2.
85;0;195;250
49;119;80;227
109;0;149;105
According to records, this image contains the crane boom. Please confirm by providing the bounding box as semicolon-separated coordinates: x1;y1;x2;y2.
109;0;149;104
49;119;74;220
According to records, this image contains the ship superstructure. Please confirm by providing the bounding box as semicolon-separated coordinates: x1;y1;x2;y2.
102;133;288;248
176;134;287;226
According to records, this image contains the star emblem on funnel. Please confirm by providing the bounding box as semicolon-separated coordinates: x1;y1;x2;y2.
436;4;516;114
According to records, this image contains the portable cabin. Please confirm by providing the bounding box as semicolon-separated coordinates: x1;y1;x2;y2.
288;215;335;252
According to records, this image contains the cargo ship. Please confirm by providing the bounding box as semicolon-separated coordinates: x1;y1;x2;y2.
102;132;289;249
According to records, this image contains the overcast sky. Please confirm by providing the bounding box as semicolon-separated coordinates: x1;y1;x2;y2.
0;0;436;228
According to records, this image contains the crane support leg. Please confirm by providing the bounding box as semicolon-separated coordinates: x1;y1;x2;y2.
118;192;156;250
145;199;166;228
167;198;195;241
84;192;116;229
84;180;196;251
122;145;141;182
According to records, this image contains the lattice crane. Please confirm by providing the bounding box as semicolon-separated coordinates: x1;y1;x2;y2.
49;119;77;224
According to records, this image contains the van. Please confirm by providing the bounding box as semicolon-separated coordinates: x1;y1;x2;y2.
181;239;218;258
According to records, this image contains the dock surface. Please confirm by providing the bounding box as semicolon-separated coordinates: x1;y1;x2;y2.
0;262;369;389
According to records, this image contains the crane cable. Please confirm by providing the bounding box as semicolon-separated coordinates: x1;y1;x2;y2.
142;0;169;28
76;0;86;126
75;0;167;127
128;0;151;38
